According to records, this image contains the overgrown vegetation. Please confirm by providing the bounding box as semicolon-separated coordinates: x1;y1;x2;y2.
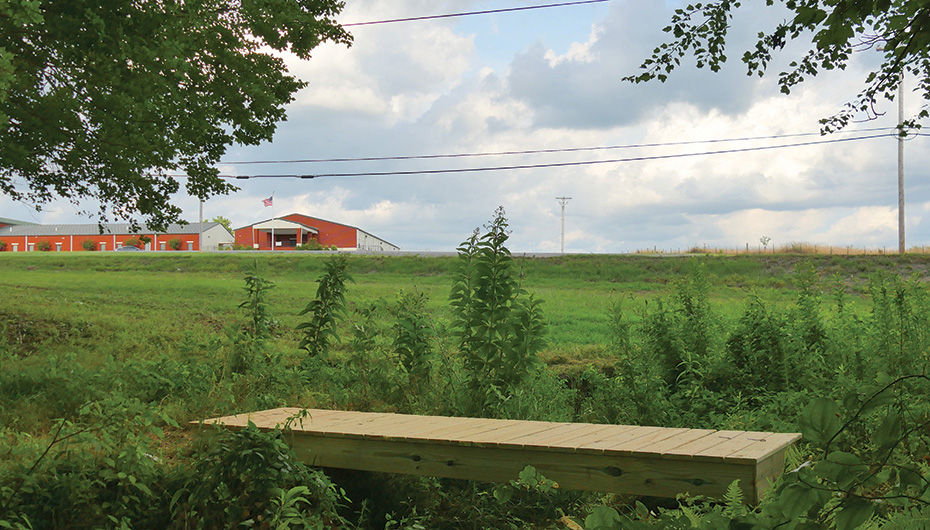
2;210;930;529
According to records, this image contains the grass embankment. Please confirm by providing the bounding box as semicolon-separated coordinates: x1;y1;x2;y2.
0;251;924;362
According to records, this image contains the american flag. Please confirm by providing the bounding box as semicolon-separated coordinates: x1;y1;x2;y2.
262;196;273;207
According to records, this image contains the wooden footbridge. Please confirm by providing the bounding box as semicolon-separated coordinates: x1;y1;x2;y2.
198;408;801;503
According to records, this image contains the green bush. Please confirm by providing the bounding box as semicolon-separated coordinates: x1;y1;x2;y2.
167;237;182;250
80;239;96;251
295;239;325;251
170;423;347;528
123;237;140;248
35;240;51;251
0;240;7;251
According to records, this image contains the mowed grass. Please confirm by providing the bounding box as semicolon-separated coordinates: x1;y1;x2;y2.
2;250;922;367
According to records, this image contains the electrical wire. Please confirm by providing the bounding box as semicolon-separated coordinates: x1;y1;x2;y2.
208;132;890;180
342;0;610;27
220;127;897;165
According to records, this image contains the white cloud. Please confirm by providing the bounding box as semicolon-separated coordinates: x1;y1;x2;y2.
544;24;601;67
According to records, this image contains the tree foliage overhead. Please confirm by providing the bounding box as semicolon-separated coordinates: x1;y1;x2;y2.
624;0;930;132
0;0;351;230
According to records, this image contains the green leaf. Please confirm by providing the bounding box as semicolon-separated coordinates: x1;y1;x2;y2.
493;484;514;504
518;465;538;485
815;451;867;489
585;505;623;530
777;483;819;519
871;412;902;455
800;397;842;446
835;496;874;530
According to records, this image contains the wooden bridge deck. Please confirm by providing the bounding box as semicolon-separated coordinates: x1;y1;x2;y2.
198;408;801;503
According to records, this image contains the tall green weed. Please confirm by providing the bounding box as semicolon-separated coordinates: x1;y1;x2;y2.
449;207;546;416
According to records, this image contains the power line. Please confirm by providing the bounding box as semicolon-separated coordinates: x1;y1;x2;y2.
208;133;890;180
220;127;897;165
342;0;610;27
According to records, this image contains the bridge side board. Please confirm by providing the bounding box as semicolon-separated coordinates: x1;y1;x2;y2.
284;431;758;500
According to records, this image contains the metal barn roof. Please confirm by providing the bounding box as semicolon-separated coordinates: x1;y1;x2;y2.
0;222;223;237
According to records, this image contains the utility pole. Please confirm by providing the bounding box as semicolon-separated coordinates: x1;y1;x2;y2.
878;43;906;254
556;197;571;254
897;74;905;254
199;199;203;253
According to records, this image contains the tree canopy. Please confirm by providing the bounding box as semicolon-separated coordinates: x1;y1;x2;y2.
0;0;350;230
210;215;232;233
624;0;930;132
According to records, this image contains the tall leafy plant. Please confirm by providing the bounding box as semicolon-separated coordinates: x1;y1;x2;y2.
225;262;276;375
393;290;434;390
240;261;276;343
449;207;545;415
297;255;352;359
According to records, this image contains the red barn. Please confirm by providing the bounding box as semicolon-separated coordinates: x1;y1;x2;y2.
234;213;398;251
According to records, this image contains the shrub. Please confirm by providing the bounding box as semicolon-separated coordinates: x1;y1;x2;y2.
295;239;325;251
172;423;347;528
123;237;140;248
0;240;6;251
81;239;96;251
36;240;51;251
167;237;182;250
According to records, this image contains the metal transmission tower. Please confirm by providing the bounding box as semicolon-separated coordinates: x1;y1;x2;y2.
556;197;571;254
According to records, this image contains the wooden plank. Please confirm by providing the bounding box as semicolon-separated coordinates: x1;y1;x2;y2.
552;425;639;453
371;417;464;438
395;417;495;440
504;422;600;447
325;414;428;437
696;431;773;462
636;429;718;456
427;419;526;443
459;421;563;445
579;426;666;452
729;433;803;462
664;430;748;461
596;427;693;454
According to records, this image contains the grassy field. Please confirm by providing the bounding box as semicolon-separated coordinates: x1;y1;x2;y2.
2;250;930;529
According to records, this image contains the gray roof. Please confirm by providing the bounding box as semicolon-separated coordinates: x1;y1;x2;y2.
0;217;35;226
0;222;222;237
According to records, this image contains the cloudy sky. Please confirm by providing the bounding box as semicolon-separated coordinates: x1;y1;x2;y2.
6;0;928;252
